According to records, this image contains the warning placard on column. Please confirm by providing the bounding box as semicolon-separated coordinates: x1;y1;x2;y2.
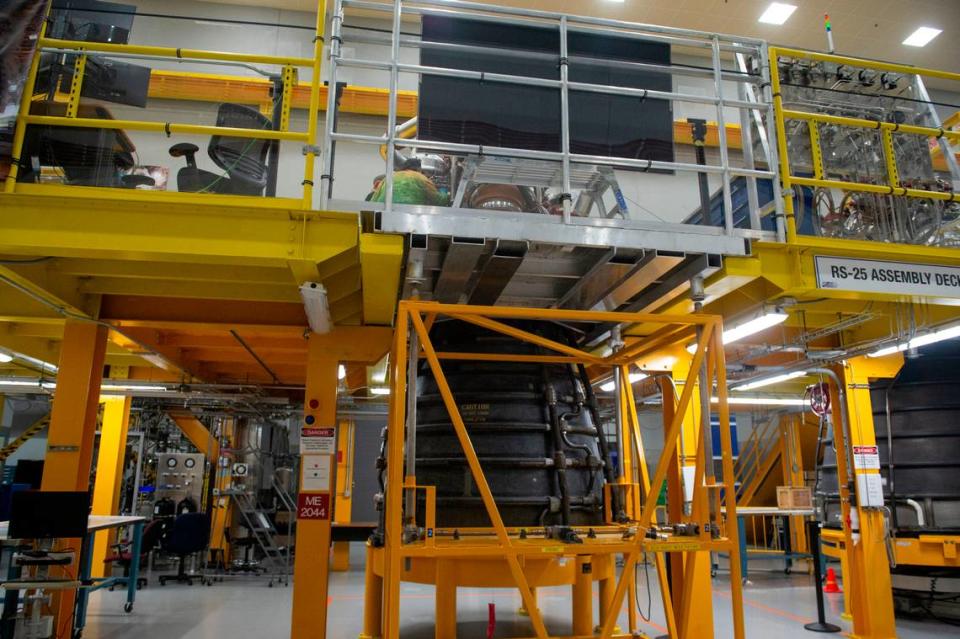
301;454;332;491
301;426;336;454
853;445;881;470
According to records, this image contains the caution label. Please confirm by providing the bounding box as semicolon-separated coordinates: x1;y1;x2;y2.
815;256;960;298
646;540;702;552
302;427;336;454
297;493;330;520
853;445;881;470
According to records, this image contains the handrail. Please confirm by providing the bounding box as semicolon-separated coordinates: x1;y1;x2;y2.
770;46;960;244
4;23;325;207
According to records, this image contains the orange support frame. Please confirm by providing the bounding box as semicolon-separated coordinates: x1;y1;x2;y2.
376;301;745;639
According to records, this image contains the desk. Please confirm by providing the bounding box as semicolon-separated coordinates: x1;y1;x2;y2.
0;515;145;639
718;507;815;581
19;101;136;186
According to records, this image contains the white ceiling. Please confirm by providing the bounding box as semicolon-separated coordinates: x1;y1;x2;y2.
199;0;960;73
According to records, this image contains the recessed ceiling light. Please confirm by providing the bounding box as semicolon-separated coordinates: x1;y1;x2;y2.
758;3;797;25
902;27;942;47
0;353;13;364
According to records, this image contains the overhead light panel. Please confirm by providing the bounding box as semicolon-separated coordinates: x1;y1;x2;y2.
733;370;806;391
868;323;960;357
599;372;647;393
370;387;391;395
903;27;942;47
758;3;797;25
299;282;333;334
712;396;807;407
0;353;12;364
100;383;169;392
687;310;788;353
338;364;346;380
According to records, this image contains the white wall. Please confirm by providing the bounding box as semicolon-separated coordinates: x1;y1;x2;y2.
98;1;759;221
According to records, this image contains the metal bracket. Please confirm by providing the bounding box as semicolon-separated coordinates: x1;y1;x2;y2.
48;445;80;453
302;144;322;156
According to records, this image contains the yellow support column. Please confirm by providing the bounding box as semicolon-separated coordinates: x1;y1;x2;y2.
90;396;132;578
834;356;900;639
40;320;108;628
434;559;457;639
332;417;354;572
290;343;338;639
572;555;594;636
670;352;715;639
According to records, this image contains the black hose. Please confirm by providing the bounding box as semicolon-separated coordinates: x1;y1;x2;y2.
543;372;572;526
576;363;623;519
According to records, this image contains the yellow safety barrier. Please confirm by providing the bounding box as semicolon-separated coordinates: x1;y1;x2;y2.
770;46;960;243
4;19;325;208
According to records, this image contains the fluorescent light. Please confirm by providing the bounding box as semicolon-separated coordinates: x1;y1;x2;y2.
0;380;44;387
712;396;808;407
299;282;332;334
338;364;346;380
0;353;12;363
733;370;806;391
869;323;960;357
903;27;942;47
370;387;391;395
687;310;788;354
867;343;907;358
758;3;797;25
599;372;648;393
100;383;168;392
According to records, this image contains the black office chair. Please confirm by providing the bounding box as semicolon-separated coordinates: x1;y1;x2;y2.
157;512;211;586
168;103;272;195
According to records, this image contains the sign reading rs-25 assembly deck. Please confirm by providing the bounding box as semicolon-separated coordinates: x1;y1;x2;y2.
815;256;960;298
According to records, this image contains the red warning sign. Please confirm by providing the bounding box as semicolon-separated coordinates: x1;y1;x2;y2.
297;493;331;520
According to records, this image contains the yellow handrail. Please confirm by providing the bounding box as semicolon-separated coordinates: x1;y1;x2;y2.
5;29;324;207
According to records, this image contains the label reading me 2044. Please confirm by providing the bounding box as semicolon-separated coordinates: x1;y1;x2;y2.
815;256;960;298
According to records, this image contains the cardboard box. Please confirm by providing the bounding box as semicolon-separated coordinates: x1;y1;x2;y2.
777;486;813;510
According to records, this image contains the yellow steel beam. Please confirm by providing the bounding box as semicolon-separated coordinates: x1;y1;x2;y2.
78;277;301;303
360;233;403;326
40;321;108;629
55;259;292;284
0;192;359;267
90;396;132;578
166;411;220;461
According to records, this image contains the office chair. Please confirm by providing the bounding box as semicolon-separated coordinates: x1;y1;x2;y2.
168;103;272;195
157;512;211;586
104;518;166;589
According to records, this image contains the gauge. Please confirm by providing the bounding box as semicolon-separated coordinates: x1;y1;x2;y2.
184;458;196;469
165;458;178;469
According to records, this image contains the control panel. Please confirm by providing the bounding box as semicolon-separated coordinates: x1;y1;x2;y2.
156;453;206;511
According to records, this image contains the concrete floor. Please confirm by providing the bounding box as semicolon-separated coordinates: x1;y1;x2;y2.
79;548;949;638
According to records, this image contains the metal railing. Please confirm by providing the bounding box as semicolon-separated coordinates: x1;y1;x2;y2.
771;47;960;246
4;7;326;209
320;0;783;252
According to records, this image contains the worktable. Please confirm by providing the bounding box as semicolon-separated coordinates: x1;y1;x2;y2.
719;507;815;581
0;515;145;639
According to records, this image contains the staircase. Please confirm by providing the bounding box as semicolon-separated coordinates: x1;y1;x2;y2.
734;414;785;506
0;413;49;463
227;489;290;577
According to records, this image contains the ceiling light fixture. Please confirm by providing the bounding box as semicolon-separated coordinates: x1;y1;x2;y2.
758;3;797;25
0;353;13;364
370;387;391;396
733;370;806;391
868;323;960;357
687;310;788;353
100;383;169;392
902;27;942;47
338;364;346;380
299;282;333;334
599;372;647;393
711;396;807;407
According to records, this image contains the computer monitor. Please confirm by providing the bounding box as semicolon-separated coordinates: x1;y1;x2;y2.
48;1;137;44
12;460;44;489
8;491;90;539
66;58;151;108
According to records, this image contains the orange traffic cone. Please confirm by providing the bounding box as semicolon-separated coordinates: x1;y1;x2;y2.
824;567;842;593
